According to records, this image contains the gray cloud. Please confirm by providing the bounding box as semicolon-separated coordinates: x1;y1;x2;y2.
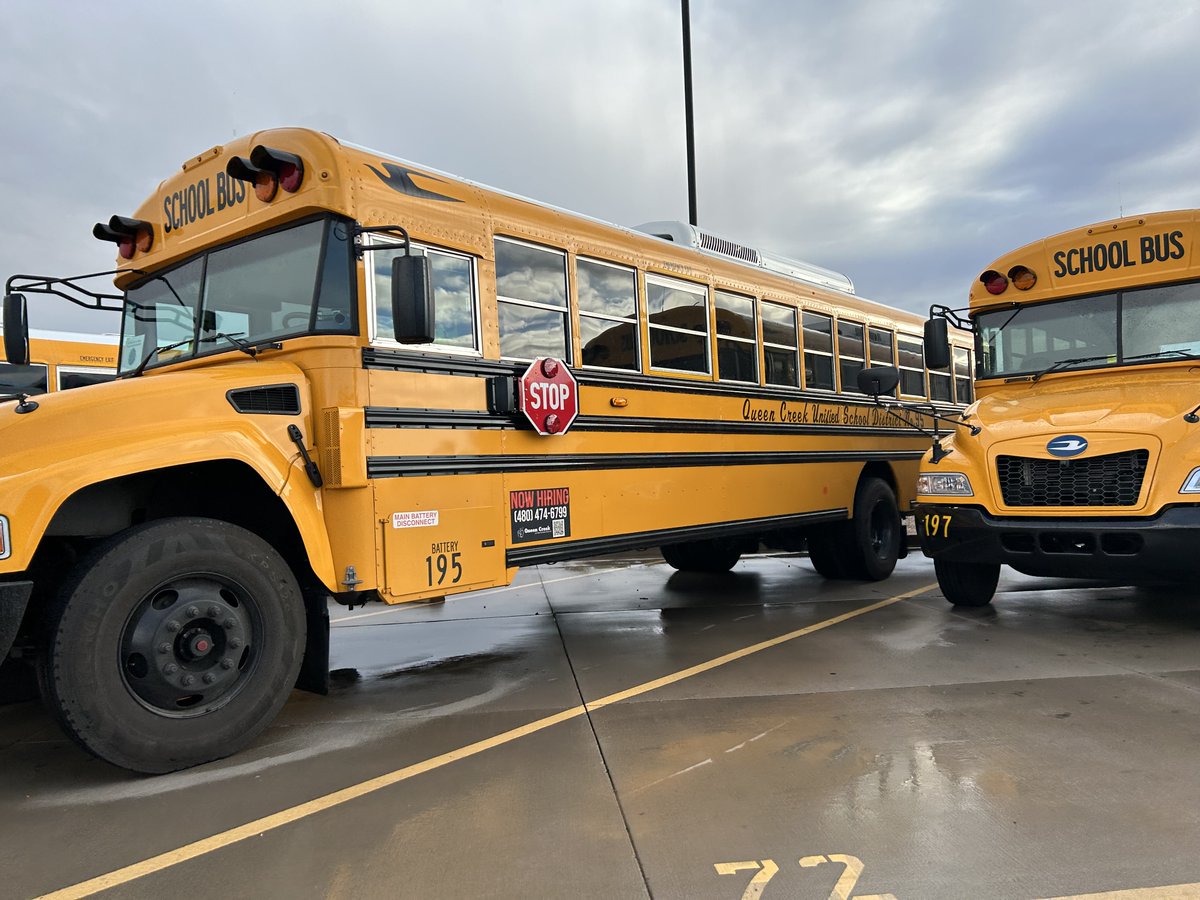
2;0;1198;334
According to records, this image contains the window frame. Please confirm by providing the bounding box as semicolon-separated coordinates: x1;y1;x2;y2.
366;235;482;356
836;318;866;395
897;333;927;399
867;325;898;398
714;289;760;385
494;235;571;363
56;365;117;391
953;346;974;404
644;272;712;376
801;310;836;392
576;255;641;373
760;299;800;388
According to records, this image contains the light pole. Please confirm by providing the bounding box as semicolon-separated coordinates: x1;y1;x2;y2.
681;0;698;227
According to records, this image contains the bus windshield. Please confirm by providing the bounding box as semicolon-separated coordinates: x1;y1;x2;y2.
119;216;353;374
976;279;1200;378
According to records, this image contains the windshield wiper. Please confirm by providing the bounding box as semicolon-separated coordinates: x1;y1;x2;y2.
199;332;283;357
126;339;193;378
1030;354;1114;382
1123;349;1200;363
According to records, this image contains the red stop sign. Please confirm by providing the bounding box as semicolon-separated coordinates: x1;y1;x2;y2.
519;357;579;436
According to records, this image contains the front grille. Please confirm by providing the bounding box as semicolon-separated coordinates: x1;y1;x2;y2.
996;449;1148;507
227;384;301;415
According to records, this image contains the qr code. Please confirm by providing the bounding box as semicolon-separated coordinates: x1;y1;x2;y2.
552;518;565;538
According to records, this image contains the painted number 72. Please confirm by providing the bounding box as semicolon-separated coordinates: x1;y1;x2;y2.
714;854;896;900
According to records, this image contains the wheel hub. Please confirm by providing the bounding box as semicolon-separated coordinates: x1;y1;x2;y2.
120;577;258;715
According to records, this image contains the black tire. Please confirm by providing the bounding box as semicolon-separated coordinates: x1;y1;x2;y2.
934;558;1000;607
846;477;903;581
660;539;742;573
806;526;854;579
40;517;306;773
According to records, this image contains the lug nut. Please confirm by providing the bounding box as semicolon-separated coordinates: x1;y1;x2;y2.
181;675;195;687
207;606;221;618
203;673;217;685
166;620;181;633
220;657;234;670
158;642;171;654
229;638;242;650
164;664;179;675
223;618;237;629
186;606;200;618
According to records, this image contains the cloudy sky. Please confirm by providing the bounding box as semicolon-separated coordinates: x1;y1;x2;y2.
3;0;1200;334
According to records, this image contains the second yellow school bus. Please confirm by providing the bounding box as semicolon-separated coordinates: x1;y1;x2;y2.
0;329;117;394
918;210;1200;606
0;127;967;772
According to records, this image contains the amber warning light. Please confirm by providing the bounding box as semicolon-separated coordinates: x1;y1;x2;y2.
93;215;154;260
227;145;305;203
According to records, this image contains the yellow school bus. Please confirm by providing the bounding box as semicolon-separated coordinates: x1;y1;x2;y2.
0;127;967;772
918;210;1200;606
0;329;117;394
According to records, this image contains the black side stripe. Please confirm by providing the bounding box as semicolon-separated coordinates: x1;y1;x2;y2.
505;509;847;567
364;407;926;437
367;449;924;478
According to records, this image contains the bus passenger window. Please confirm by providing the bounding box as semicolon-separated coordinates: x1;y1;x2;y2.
802;312;834;390
762;301;798;386
372;242;478;351
58;369;117;390
954;347;973;404
868;326;898;397
929;369;953;402
578;258;639;371
646;275;710;374
838;320;866;393
716;291;758;383
496;238;569;361
898;336;926;398
0;363;49;395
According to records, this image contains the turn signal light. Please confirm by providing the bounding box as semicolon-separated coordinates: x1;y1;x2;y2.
93;215;154;259
979;269;1008;295
1008;265;1037;291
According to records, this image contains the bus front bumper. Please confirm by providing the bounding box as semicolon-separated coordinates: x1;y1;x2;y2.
0;580;33;661
914;504;1200;580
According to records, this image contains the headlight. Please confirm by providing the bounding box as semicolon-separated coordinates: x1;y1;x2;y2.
0;515;10;561
917;472;973;496
1180;468;1200;493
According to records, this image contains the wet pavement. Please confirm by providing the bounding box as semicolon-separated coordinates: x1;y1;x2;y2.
4;553;1200;899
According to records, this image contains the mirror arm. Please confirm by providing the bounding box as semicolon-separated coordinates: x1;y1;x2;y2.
6;270;131;313
928;303;974;332
354;224;413;258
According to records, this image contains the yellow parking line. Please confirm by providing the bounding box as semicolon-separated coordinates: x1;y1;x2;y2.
37;583;932;900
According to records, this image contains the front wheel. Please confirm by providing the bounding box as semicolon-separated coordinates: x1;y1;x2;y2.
40;517;306;773
934;558;1001;607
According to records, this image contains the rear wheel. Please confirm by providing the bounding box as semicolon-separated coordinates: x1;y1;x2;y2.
660;539;742;573
40;517;306;773
934;558;1001;607
808;478;902;581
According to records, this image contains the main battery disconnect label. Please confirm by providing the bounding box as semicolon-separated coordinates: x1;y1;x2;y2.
510;487;571;543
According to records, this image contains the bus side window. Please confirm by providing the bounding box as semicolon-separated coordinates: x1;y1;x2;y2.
57;368;117;390
954;347;973;403
645;274;710;375
715;290;758;384
495;237;569;361
868;326;898;397
802;311;834;391
0;362;48;395
578;257;639;371
837;319;865;394
762;301;799;387
898;335;927;398
371;241;478;351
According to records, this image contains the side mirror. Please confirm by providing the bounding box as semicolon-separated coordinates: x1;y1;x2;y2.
391;255;435;344
924;317;951;370
857;366;899;398
3;293;29;366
